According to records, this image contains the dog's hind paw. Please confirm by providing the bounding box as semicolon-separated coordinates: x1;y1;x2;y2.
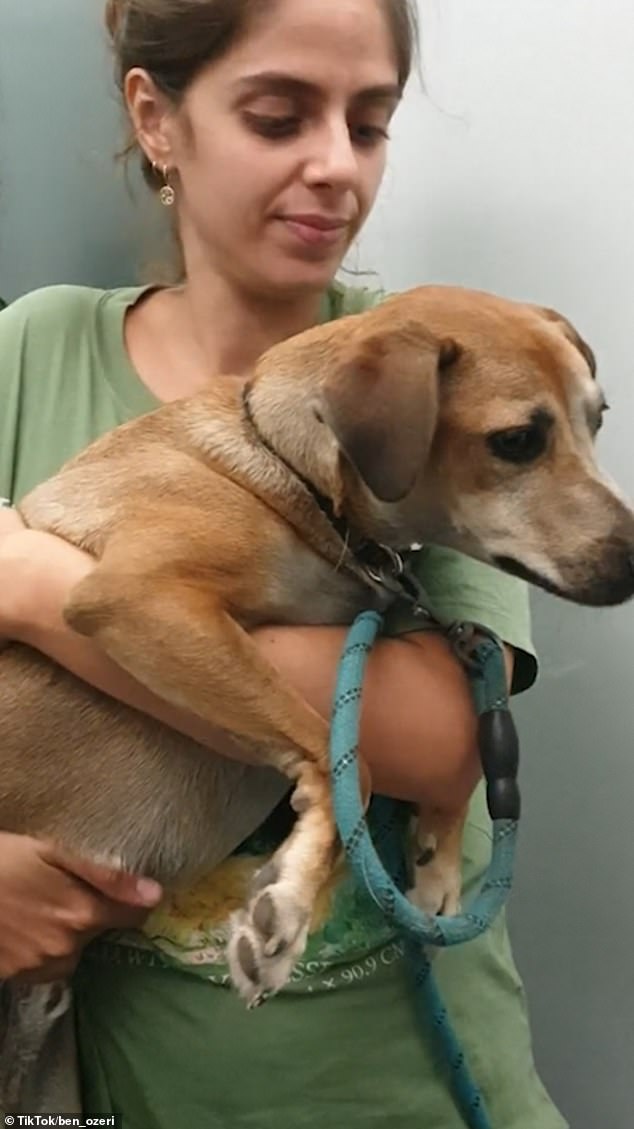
226;871;311;1007
408;853;462;918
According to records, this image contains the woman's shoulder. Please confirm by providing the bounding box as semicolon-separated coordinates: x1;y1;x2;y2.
323;279;387;321
1;284;146;336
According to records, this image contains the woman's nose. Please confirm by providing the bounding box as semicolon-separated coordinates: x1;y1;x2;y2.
303;121;359;190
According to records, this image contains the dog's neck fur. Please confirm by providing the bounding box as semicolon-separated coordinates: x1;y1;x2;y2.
240;383;406;588
238;383;436;611
178;383;383;592
241;384;353;543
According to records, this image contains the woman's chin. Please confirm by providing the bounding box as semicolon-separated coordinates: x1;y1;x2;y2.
262;254;344;297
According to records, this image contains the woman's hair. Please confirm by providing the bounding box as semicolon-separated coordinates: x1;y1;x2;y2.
104;0;419;192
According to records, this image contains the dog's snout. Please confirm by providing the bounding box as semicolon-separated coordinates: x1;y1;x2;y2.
562;531;634;607
495;528;634;608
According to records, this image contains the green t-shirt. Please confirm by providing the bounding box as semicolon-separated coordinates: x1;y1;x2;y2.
0;285;565;1128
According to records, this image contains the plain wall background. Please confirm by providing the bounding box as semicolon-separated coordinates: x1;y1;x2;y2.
1;2;632;1126
359;6;634;1127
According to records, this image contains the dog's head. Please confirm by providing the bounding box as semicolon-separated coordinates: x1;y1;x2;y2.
250;285;634;607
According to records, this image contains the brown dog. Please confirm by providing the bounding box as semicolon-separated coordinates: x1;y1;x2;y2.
1;285;633;1006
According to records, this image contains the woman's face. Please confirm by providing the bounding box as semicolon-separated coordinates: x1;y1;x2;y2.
166;0;401;296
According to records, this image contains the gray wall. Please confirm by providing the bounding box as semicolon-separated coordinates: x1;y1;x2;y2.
0;0;163;299
364;4;634;1126
1;2;633;1126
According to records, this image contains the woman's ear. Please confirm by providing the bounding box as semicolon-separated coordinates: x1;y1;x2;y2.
124;67;175;169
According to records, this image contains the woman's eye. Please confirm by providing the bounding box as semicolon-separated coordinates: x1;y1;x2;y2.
243;113;301;140
350;123;390;147
242;111;389;147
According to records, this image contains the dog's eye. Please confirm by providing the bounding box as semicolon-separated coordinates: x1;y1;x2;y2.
595;401;610;432
487;425;547;464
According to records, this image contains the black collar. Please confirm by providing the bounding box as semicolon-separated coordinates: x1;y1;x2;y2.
241;383;432;615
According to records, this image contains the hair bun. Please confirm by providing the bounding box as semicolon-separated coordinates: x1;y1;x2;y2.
105;0;127;41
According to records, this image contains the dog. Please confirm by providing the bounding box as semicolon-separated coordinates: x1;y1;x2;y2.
1;284;633;1008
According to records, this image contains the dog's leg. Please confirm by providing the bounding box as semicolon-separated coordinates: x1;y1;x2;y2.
64;552;337;1005
408;804;468;918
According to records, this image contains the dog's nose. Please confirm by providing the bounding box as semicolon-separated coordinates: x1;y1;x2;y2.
556;538;634;606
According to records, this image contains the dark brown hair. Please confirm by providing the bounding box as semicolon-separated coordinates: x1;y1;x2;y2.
105;0;419;191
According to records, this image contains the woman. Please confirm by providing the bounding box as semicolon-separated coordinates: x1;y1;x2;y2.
0;0;565;1125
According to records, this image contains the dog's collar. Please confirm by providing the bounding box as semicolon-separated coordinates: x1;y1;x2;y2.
241;383;433;616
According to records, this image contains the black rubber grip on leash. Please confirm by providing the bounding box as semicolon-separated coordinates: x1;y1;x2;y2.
478;709;521;821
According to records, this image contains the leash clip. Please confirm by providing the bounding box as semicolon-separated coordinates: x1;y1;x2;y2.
446;619;502;670
362;543;404;584
360;543;434;619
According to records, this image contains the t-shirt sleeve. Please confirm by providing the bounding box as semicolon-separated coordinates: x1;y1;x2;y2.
0;285;104;502
0;294;31;502
325;280;386;318
384;546;537;694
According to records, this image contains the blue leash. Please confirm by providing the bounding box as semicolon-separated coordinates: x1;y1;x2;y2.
329;610;521;1129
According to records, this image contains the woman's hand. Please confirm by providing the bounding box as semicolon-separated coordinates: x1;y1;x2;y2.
0;509;97;648
0;505;28;643
0;832;162;982
0;506;24;537
0;517;164;982
0;509;91;646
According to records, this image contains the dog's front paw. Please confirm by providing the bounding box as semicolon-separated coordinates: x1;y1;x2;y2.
408;851;462;918
227;864;311;1008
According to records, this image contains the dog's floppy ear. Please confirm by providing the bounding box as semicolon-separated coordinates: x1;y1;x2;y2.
536;306;597;378
320;323;461;502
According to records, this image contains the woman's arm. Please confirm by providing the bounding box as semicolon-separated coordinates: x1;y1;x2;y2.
2;522;509;810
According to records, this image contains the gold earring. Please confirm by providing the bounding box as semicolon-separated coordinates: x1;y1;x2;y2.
154;162;175;207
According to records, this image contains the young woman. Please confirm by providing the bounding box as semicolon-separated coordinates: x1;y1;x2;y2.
0;1;564;1125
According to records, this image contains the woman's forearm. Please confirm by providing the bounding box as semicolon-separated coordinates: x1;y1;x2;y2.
261;624;505;809
9;529;502;808
23;614;484;808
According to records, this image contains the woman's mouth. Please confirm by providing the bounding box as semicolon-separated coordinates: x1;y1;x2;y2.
275;214;350;247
